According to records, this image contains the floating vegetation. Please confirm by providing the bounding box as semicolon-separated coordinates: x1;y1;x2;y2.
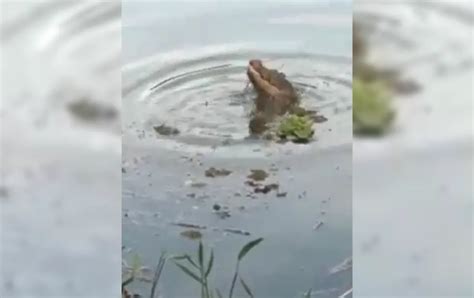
289;106;328;123
67;99;117;122
122;254;153;290
171;238;263;298
180;230;203;240
205;167;232;178
278;115;314;143
353;78;395;136
254;183;279;194
153;124;180;136
247;169;268;181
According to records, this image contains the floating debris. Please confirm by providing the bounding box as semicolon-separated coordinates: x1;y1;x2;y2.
212;204;221;211
188;181;207;188
313;221;324;231
153;124;180;136
205;167;232;177
245;180;260;187
247;169;268;181
255;183;279;194
215;210;231;219
276;192;287;197
67;99;117;122
329;257;352;275
180;230;202;240
171;222;207;230
222;228;251;236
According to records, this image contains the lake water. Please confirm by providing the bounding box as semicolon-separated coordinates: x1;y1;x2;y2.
1;1;121;297
353;1;473;296
122;1;352;297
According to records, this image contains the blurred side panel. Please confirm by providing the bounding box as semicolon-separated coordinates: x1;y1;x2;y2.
353;0;473;296
1;1;121;297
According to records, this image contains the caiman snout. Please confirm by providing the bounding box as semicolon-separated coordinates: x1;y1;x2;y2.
246;59;299;134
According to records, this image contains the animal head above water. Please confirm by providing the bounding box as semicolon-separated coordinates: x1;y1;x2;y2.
247;59;296;99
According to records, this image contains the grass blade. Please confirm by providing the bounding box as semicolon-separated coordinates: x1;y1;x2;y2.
238;238;263;261
174;262;203;285
239;277;254;298
122;275;134;288
198;241;204;268
150;253;167;298
172;254;199;269
228;264;239;298
205;249;214;278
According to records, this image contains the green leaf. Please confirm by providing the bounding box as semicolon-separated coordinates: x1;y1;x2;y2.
172;254;199;269
170;254;188;260
205;249;214;278
238;238;263;261
198;241;204;268
122;275;134;288
174;262;203;285
239;277;254;298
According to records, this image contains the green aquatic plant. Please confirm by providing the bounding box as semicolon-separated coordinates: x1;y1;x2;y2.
353;78;395;136
172;238;263;298
278;115;314;142
228;237;263;298
172;241;214;298
122;252;167;298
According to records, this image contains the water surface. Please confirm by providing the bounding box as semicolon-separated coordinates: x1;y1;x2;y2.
122;1;352;297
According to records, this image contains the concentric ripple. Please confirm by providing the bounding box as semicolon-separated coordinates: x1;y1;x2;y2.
123;48;352;155
1;1;121;151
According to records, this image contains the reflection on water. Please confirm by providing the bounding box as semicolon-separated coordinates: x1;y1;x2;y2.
122;1;352;297
353;1;473;296
1;1;121;296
